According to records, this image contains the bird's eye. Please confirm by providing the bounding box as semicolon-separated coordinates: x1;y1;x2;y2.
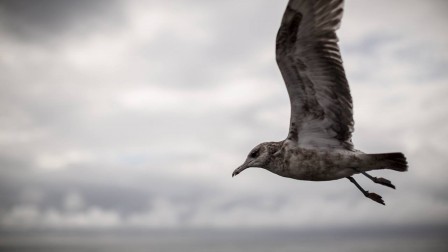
249;149;260;158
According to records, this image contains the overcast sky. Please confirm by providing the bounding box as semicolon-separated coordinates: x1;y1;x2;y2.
0;0;447;231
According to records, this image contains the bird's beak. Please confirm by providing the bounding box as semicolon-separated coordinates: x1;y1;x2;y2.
232;160;250;177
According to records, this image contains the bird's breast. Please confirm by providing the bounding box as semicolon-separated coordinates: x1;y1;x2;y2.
272;147;359;181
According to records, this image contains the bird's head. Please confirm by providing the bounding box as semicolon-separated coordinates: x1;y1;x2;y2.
232;142;279;177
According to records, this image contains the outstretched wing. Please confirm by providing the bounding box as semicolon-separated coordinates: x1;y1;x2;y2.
276;0;353;150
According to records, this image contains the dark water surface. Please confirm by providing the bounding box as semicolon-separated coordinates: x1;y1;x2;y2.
1;229;447;252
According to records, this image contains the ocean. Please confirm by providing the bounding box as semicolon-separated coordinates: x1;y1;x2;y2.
1;229;447;252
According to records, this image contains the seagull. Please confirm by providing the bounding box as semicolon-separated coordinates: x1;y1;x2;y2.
232;0;408;205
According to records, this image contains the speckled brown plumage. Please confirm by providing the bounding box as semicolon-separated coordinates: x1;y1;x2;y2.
232;0;408;205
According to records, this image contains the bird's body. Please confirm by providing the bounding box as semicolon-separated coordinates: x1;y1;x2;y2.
266;141;361;181
232;0;408;205
246;140;405;182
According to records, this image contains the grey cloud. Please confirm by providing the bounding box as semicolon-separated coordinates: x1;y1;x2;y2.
0;0;124;44
127;0;285;89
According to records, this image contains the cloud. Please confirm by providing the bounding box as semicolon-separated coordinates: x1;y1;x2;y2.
1;204;121;229
3;187;448;230
0;0;124;45
36;150;93;171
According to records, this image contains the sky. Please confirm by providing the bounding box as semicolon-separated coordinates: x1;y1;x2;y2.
0;0;448;232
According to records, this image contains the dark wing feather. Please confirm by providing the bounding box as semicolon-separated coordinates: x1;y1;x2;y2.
276;0;353;150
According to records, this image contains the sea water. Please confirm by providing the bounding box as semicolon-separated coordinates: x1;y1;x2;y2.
1;229;446;252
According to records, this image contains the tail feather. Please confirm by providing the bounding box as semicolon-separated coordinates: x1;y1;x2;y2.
371;152;408;172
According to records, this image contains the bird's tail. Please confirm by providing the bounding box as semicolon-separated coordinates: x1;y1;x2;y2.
369;152;408;172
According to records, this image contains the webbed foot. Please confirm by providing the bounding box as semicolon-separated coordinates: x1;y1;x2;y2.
373;177;395;189
360;171;396;189
366;192;385;205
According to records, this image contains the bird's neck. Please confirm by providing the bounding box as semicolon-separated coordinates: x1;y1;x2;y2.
264;141;286;171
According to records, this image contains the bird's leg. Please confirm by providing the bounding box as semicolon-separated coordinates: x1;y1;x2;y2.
353;169;396;189
346;176;385;205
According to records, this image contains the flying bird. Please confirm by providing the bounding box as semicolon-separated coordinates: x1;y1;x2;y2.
232;0;408;205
